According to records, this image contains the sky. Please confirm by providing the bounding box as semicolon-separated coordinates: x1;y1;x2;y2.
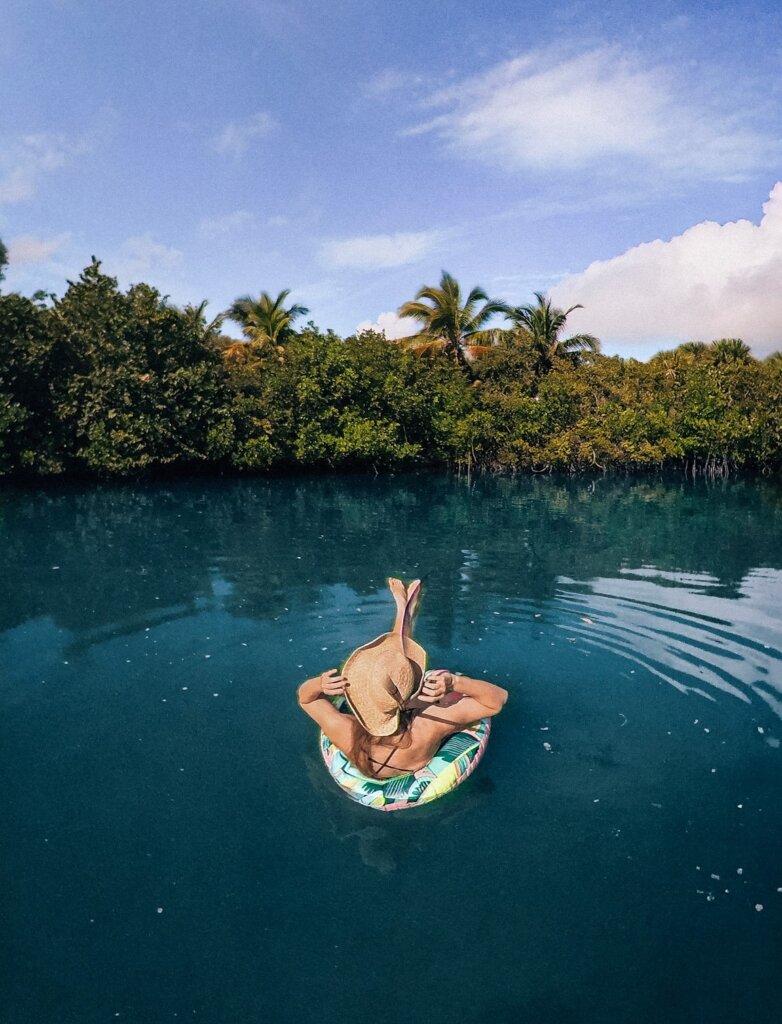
2;0;782;358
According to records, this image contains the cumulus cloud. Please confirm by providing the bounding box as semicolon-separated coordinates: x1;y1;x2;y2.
7;233;70;266
320;230;442;270
551;183;782;356
198;209;255;237
355;311;419;340
0;132;86;204
213;112;276;157
411;48;773;182
109;235;183;283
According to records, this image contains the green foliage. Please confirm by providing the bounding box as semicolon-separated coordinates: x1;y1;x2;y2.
0;292;64;473
1;261;781;478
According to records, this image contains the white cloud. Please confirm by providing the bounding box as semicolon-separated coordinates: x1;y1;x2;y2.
551;183;782;356
412;48;774;182
7;233;70;266
320;230;442;270
213;112;276;157
109;234;183;283
356;311;419;340
363;68;425;99
198;210;255;237
0;132;85;204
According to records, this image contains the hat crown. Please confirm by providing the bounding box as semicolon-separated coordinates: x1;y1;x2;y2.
342;580;426;736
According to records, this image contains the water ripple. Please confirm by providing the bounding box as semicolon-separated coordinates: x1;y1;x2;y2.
554;568;782;717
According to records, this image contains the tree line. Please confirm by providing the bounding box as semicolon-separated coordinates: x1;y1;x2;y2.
1;254;781;478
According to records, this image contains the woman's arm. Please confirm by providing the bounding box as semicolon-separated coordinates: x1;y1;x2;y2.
413;670;508;727
297;670;356;753
451;674;508;713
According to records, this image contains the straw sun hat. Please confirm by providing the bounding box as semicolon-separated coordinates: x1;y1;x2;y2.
342;581;427;737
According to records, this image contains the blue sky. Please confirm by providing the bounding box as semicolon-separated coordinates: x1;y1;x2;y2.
3;0;782;356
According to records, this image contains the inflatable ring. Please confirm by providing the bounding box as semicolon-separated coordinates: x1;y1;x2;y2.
320;699;491;811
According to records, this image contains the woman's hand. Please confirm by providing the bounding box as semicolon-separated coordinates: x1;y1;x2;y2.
418;669;453;704
297;668;346;706
319;669;347;696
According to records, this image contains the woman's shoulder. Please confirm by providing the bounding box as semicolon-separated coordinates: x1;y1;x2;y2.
412;692;467;735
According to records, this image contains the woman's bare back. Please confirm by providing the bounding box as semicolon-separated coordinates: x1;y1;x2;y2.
360;695;468;778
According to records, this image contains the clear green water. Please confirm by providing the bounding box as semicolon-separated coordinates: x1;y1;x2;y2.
2;474;781;1024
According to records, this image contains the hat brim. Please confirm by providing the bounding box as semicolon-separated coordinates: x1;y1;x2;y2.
342;632;426;735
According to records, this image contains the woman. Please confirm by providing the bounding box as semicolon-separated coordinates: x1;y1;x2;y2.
298;578;508;779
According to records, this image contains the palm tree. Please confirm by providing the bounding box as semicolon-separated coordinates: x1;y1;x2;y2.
397;270;508;367
650;348;685;381
226;288;309;348
764;351;782;366
181;300;226;345
505;292;600;374
710;338;752;365
677;341;709;360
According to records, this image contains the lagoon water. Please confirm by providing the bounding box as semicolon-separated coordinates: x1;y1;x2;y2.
2;473;781;1024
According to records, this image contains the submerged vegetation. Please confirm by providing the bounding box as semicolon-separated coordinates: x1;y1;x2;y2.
1;257;782;478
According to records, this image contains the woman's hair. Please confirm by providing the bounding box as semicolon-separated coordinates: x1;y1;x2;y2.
352;709;414;779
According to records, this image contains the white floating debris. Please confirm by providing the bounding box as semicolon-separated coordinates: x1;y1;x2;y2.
758;727;765;734
156;907;163;914
737;804;743;809
540;726;549;731
241;643;248;647
543;742;552;752
706;894;715;902
593;798;600;803
581;616;594;624
181;687;188;691
212;693;219;697
737;868;744;875
711;768;717;773
51;566;60;570
710;874;720;881
755;904;764;912
204;654;211;659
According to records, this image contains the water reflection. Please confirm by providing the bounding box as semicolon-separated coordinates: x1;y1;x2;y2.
2;474;782;721
3;475;782;634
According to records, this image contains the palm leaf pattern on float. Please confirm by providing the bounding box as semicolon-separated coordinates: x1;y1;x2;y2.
320;697;491;811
